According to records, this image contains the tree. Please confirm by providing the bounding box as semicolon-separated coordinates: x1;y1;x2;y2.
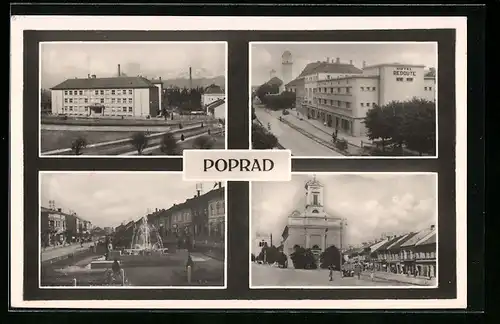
131;132;149;155
363;104;393;151
290;245;317;269
192;135;215;149
252;122;278;149
71;136;87;155
263;91;296;110
320;245;342;269
256;83;279;103
399;98;436;156
160;132;179;155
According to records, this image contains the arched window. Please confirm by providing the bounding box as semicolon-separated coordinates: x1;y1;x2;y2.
215;202;221;214
312;209;319;213
312;244;320;250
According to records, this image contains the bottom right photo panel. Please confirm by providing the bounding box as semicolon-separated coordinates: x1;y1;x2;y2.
250;172;438;289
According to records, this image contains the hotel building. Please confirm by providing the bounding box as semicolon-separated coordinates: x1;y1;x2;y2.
50;74;161;118
285;58;436;137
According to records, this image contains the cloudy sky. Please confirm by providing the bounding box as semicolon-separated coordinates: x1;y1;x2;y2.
251;173;437;246
40;42;226;88
251;42;437;85
40;173;219;228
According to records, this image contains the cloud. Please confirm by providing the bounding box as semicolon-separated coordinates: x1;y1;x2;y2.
40;173;217;228
252;174;437;246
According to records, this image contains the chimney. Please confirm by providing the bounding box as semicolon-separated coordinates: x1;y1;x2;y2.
159;76;162;82
336;57;340;64
362;61;366;68
88;74;90;79
118;64;121;77
350;60;353;65
189;67;193;89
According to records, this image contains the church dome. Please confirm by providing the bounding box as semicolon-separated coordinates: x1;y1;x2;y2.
305;176;323;189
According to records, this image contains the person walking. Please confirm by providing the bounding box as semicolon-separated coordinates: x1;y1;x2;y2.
328;264;334;281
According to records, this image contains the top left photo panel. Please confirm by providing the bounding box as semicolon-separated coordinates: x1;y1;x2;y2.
39;41;227;157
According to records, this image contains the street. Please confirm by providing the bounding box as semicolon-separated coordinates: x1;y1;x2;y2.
254;108;343;157
41;242;94;262
251;263;413;287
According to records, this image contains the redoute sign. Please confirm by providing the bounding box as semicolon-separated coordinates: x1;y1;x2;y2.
392;67;417;77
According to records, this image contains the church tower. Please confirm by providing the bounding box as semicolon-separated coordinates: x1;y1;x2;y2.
304;175;327;217
281;50;293;88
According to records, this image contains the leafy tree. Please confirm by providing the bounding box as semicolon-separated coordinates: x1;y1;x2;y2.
192;135;214;149
319;245;343;269
251;253;256;262
252;122;278;149
363;104;393;151
290;246;317;269
264;91;296;110
131;132;149;155
256;83;280;103
71;136;87;155
399;98;436;156
160;132;179;155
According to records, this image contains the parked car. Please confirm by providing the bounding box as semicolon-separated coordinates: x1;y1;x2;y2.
282;109;290;115
341;262;355;277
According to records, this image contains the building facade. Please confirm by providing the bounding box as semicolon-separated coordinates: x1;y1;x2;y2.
40;206;93;246
50;75;160;118
286;59;437;137
281;177;346;266
207;185;225;239
202;84;225;107
252;233;272;256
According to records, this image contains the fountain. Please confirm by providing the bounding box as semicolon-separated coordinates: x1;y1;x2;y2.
129;216;164;253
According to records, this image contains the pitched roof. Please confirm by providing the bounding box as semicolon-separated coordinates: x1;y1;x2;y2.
204;84;224;94
401;227;435;247
285;78;304;87
368;238;390;253
51;76;157;90
363;63;426;70
376;235;404;252
415;229;436;246
297;62;363;78
388;233;417;251
266;77;283;86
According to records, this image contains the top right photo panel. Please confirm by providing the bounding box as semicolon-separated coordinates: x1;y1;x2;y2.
250;42;437;158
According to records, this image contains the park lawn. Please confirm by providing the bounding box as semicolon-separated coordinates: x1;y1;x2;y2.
41;130;137;152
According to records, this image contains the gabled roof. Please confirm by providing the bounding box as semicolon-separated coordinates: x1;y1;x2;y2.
401;227;435;247
388;232;417;251
51;76;157;90
266;77;283;86
297;61;363;78
376;235;404;252
415;228;436;246
204;84;224;94
285;78;304;87
368;238;390;253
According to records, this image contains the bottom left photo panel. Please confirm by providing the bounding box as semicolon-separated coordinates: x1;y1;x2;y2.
38;171;227;289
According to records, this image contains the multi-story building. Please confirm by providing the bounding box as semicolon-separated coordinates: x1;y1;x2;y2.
252;232;272;256
206;184;225;239
400;225;436;277
285;58;437;137
50;74;160;118
40;206;93;246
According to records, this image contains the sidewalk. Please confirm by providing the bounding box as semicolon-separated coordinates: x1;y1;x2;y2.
41;242;94;262
362;271;437;286
268;110;364;155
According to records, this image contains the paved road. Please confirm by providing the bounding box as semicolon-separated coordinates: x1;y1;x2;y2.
251;263;412;287
254;108;343;157
41;124;176;132
41;243;94;262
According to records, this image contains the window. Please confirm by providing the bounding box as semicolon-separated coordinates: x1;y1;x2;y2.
367;103;371;107
396;77;403;82
128;107;133;112
100;99;104;103
312;193;319;205
111;98;115;103
69;98;73;103
100;90;104;95
406;78;414;82
424;87;428;91
346;102;351;109
123;90;127;95
122;107;127;112
111;90;115;95
361;87;364;91
373;102;376;107
64;98;68;103
372;87;376;91
118;98;122;103
128;98;133;103
361;103;364;107
346;87;350;93
95;90;99;95
64;91;68;95
129;90;132;95
69;90;73;95
79;90;83;95
84;98;88;103
429;87;432;91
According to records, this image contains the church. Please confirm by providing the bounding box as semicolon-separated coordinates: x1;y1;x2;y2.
280;176;347;266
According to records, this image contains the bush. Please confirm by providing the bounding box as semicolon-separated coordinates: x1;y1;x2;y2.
251;253;256;262
131;132;149;155
290;246;317;269
335;138;348;151
319;245;342;269
160;132;179;155
252;122;278;149
71;136;88;155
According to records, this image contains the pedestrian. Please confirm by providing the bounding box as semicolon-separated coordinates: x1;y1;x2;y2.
181;134;185;141
370;270;375;281
328;264;334;281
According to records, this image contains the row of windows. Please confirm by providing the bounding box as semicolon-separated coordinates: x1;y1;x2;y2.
381;251;436;259
360;102;377;108
209;201;225;216
64;89;133;96
49;220;66;229
313;87;352;95
396;77;414;82
63;106;133;112
316;98;352;109
65;97;134;104
360;86;377;91
424;86;434;91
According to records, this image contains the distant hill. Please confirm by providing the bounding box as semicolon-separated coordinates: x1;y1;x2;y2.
162;76;225;89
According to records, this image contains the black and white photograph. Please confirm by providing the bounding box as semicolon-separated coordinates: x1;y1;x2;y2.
250;42;437;158
39;172;226;288
250;173;437;288
40;41;227;157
